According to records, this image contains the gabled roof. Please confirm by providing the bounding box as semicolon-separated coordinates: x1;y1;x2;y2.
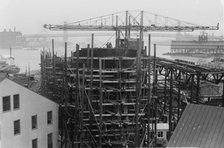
0;73;7;82
0;77;58;105
167;104;224;148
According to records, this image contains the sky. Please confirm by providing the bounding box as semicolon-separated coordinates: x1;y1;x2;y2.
0;0;223;35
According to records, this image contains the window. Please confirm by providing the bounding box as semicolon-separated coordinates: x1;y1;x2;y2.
13;94;20;109
14;120;20;135
32;115;37;129
32;138;38;148
157;131;163;138
48;133;53;148
47;111;52;125
3;96;10;112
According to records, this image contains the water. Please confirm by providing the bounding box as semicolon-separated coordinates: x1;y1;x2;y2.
0;48;41;73
0;37;214;73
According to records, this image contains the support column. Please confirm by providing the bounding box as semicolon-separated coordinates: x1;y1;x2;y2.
196;74;200;104
222;81;224;107
75;44;79;148
177;72;181;121
115;16;119;48
190;75;194;103
168;69;173;140
89;34;94;146
140;11;144;46
147;34;151;147
80;64;85;148
99;59;103;148
153;44;157;146
64;42;68;148
164;69;167;115
135;38;142;147
125;10;128;39
52;39;56;100
90;34;94;105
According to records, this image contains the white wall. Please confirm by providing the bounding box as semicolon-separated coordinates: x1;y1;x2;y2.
0;79;58;148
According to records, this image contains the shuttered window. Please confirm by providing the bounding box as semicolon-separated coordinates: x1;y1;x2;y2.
32;138;38;148
14;120;20;135
13;94;20;109
32;115;37;129
3;96;10;112
47;111;52;125
48;133;53;148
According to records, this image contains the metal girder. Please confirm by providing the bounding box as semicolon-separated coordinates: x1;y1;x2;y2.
43;23;219;32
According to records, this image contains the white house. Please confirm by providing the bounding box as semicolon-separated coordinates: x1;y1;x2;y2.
0;76;58;148
149;123;169;140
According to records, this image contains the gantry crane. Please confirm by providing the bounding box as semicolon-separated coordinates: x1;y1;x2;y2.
43;10;219;48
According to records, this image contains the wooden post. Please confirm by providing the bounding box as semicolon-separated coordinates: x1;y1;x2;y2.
99;58;103;148
135;38;142;147
80;64;85;148
75;44;80;148
90;34;94;104
153;44;157;146
64;42;68;148
169;69;173;140
222;81;224;107
177;72;181;121
89;34;94;146
115;16;119;48
52;39;56;100
190;75;194;103
164;69;167;115
147;34;151;147
87;44;90;68
196;74;200;104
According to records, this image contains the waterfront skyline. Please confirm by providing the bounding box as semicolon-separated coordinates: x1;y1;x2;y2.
0;0;223;35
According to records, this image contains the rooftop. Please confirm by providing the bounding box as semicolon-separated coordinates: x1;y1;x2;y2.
167;104;224;148
0;73;7;82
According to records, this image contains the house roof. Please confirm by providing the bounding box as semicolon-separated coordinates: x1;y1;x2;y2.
0;73;7;82
0;77;58;105
167;104;224;148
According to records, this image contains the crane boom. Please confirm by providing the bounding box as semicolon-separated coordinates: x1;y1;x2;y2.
43;23;219;32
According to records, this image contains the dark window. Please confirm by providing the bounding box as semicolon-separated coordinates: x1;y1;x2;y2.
47;111;52;125
32;115;37;129
13;94;20;109
14;120;20;135
32;138;38;148
3;96;10;112
48;133;53;148
158;131;163;138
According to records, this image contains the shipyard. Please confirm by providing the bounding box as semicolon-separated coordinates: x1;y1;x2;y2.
1;0;224;148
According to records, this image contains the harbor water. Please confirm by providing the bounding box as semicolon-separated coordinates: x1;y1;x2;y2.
0;37;214;73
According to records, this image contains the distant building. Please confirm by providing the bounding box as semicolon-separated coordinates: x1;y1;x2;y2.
0;74;58;148
0;28;24;49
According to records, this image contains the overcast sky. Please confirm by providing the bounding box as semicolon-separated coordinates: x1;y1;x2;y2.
0;0;223;35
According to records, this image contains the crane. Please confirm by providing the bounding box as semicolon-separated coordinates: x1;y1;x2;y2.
43;11;219;48
43;23;219;32
43;10;219;32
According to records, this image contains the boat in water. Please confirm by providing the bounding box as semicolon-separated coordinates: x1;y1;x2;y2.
0;55;20;74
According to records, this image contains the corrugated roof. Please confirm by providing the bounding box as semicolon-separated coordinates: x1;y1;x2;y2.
167;104;224;148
